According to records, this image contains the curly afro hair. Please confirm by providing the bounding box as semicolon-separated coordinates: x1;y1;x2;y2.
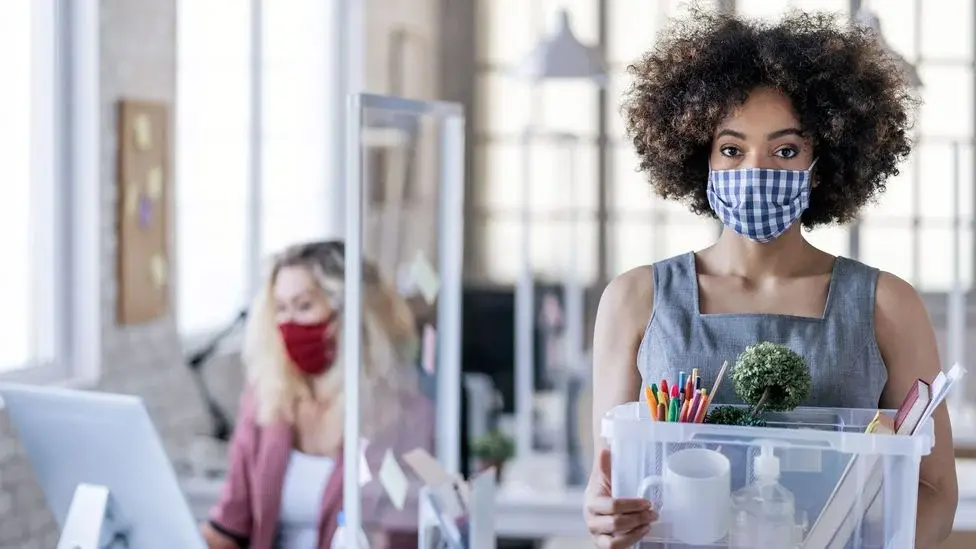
622;9;917;228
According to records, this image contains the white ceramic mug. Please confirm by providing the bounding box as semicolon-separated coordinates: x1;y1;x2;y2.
637;447;732;545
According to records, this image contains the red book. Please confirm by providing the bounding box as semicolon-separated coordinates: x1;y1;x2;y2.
893;378;932;435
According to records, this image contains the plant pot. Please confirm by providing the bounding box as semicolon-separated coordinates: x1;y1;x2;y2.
476;459;505;482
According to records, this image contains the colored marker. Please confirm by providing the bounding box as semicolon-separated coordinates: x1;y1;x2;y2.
695;392;710;423
644;386;657;420
688;389;703;422
657;403;666;422
669;398;680;422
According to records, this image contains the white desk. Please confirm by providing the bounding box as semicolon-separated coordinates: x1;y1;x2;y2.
183;458;976;538
181;476;587;539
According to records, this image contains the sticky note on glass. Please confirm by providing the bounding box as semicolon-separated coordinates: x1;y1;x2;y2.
378;449;408;510
421;324;436;375
409;251;440;304
402;447;452;487
359;439;372;486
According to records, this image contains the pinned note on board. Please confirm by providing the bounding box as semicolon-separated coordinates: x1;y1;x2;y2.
409;250;440;304
150;254;168;288
146;166;164;200
359;439;372;486
379;449;409;510
133;113;153;151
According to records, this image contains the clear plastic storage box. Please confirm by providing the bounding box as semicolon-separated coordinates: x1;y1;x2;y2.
602;402;935;548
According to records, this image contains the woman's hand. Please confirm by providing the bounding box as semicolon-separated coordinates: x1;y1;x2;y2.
585;448;656;549
200;522;238;549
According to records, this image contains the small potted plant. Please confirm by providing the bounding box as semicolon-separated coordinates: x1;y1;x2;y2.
470;430;514;480
733;341;812;417
705;342;812;426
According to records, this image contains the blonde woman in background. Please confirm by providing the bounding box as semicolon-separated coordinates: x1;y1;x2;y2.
201;240;434;549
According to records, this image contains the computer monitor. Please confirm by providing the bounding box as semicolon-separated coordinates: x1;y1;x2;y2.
0;383;206;549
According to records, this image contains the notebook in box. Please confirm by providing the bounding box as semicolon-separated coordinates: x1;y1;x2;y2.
894;379;931;435
800;412;894;549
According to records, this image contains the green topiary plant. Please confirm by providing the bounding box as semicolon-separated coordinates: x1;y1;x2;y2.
732;342;812;417
704;405;767;427
470;430;515;468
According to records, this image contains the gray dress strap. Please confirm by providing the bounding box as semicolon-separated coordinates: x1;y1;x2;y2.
636;252;888;409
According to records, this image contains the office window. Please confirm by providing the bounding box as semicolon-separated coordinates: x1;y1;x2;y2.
177;1;338;338
474;0;974;288
177;1;253;336
0;2;79;376
858;0;975;291
260;0;337;256
474;0;602;284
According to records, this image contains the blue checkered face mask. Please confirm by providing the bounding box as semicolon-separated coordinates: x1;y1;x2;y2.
706;159;817;243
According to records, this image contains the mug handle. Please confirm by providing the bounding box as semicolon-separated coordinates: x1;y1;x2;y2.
637;475;665;516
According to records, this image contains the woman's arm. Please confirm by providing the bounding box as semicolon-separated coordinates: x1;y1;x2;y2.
875;272;959;548
207;389;259;546
591;267;653;454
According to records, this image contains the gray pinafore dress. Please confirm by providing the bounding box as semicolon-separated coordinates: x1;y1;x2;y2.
637;252;888;408
635;252;890;542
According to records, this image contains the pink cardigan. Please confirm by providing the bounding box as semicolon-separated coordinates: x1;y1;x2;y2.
209;387;435;549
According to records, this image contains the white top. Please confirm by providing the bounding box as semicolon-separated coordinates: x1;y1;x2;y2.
277;450;336;549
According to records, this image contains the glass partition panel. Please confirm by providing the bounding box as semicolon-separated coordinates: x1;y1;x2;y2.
342;94;464;547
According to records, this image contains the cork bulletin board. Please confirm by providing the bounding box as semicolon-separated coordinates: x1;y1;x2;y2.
116;99;170;325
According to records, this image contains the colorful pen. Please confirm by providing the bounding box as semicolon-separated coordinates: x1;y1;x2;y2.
695;392;710;423
658;403;666;422
688;389;703;422
668;398;679;422
644;386;657;420
678;372;686;397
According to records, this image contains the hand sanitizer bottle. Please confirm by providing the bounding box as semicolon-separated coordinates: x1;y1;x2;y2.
728;443;797;548
331;510;370;549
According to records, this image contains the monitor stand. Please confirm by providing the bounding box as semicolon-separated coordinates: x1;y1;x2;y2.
57;484;132;549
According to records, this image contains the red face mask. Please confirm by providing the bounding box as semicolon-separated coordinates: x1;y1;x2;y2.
278;318;337;376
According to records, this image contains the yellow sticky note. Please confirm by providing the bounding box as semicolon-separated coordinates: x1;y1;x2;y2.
409;250;440;305
146;166;163;200
378;449;409;510
133;114;153;150
150;254;168;288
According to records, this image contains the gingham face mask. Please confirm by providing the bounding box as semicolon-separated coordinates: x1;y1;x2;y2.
706;160;817;243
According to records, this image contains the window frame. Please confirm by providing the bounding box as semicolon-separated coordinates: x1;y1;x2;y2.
470;0;976;299
175;0;352;352
0;0;101;387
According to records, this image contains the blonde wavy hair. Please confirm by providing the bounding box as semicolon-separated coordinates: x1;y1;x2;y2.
241;240;420;436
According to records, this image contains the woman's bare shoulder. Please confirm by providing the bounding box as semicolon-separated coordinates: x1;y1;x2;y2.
597;265;654;336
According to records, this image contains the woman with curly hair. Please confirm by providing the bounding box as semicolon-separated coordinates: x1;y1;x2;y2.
585;9;958;549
